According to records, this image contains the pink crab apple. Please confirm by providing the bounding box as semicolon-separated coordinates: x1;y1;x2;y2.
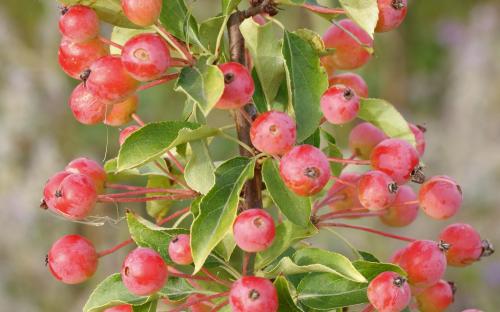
416;280;455;312
69;83;106;125
438;223;483;267
394;240;448;288
320;85;360;125
410;123;426;156
86;55;139;105
370;138;420;184
229;276;278;312
321;19;373;73
379;185;419;227
250;111;296;155
59;5;100;43
121;33;171;81
419;175;462;220
58;37;108;79
104;305;133;312
328;172;361;212
376;0;408;33
43;171;97;220
329;72;369;98
65;157;107;193
216;62;255;109
186;294;213;312
121;0;163;27
357;170;398;211
233;209;276;252
168;234;193;265
119;125;141;145
104;95;139;126
47;234;98;284
279;144;331;196
121;247;168;296
367;272;411;312
348;122;388;160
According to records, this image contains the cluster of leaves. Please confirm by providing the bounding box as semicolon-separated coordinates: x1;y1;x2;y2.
60;0;417;311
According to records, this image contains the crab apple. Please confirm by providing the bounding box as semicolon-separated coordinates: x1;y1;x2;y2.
328;172;361;212
58;37;108;79
320;85;360;125
395;240;448;288
168;234;193;265
389;247;406;264
47;234;98;284
321;19;373;73
186;294;213;312
121;0;162;27
329;72;369;98
250;111;296;155
348;122;388;160
215;62;255;109
65;157;106;193
370;138;420;184
121;247;168;296
419;175;462;220
279;145;331;196
104;305;132;312
86;56;139;105
233;209;276;252
119;125;141;145
103;95;139;126
229;276;278;312
121;33;171;81
69;83;106;125
357;170;398;211
379;185;419;227
59;5;99;43
410;123;426;156
43;172;97;220
438;223;482;267
416;280;455;312
367;272;411;312
376;0;408;33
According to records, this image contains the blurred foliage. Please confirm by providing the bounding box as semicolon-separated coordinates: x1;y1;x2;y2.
0;0;499;311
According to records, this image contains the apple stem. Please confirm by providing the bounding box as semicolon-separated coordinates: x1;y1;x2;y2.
318;222;416;242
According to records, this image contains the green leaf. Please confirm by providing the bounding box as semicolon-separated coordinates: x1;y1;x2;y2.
297;261;406;310
145;176;173;220
133;300;157;312
358;250;380;262
117;121;220;171
126;212;189;264
262;159;311;226
294;29;329;56
59;0;137;28
339;0;379;38
293;248;367;282
252;68;270;113
214;232;237;261
353;260;406;280
326;143;343;176
175;59;225;115
184;140;216;194
83;274;150;312
358;98;416;145
297;273;367;310
83;273;198;312
282;31;328;142
191;157;255;272
255;221;318;270
199;16;226;54
110;26;155;54
240;19;285;105
104;158;168;178
159;0;201;46
274;276;304;312
222;0;242;14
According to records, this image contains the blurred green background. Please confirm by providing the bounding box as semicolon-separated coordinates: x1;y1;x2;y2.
0;0;499;311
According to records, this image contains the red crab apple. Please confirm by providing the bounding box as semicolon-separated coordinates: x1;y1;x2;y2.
58;37;108;79
121;247;168;296
233;209;276;252
376;0;408;33
250;111;296;156
121;0;162;27
229;276;278;312
47;234;98;284
367;271;411;312
59;5;100;43
215;62;255;109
